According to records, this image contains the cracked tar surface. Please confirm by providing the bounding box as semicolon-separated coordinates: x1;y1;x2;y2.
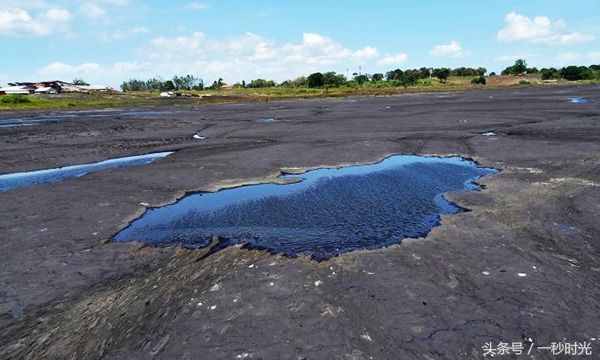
1;86;600;359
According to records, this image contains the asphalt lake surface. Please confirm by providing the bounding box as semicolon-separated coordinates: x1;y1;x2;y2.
115;155;496;260
0;109;184;128
0;152;173;192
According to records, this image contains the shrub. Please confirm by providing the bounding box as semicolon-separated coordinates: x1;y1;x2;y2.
471;76;486;85
0;94;32;104
519;80;530;85
541;68;560;80
502;59;528;75
560;66;594;81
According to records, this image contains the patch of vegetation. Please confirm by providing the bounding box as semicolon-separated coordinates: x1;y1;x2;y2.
121;74;205;92
471;76;486;85
0;93;156;111
519;80;531;85
504;59;600;81
0;95;32;104
560;66;594;81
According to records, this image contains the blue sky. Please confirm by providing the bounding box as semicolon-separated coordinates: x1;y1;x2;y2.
2;0;600;86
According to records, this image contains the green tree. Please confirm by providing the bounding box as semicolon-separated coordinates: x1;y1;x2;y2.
353;74;369;85
502;59;528;75
72;78;89;86
291;76;307;87
371;73;384;82
323;72;346;87
307;73;325;88
471;76;486;85
161;80;175;91
540;68;560;80
432;68;450;83
386;69;403;81
248;79;276;88
560;66;593;81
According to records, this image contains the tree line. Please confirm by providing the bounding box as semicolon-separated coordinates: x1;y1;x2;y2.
120;60;600;92
501;59;600;81
121;75;205;92
120;66;488;92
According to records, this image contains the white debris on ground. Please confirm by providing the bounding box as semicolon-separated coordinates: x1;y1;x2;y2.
314;280;323;287
193;134;206;140
481;132;497;137
518;273;527;277
139;202;150;207
209;283;221;292
482;271;491;276
361;333;374;342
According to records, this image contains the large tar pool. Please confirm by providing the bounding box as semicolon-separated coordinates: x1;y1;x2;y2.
114;155;497;260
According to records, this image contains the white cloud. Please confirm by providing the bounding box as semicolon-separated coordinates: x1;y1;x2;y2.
80;0;130;19
39;62;101;76
376;53;408;66
430;40;463;58
36;32;408;86
353;46;379;60
45;8;71;22
146;32;368;69
0;7;71;36
100;26;150;41
557;51;600;64
497;12;594;45
186;2;209;11
81;3;106;18
495;54;539;63
37;61;148;84
1;1;49;10
557;52;581;63
589;52;600;62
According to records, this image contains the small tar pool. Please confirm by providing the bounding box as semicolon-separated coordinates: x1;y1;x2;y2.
114;155;497;260
569;97;591;104
0;152;173;192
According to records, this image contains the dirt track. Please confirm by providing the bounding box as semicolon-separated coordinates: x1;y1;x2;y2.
1;85;600;359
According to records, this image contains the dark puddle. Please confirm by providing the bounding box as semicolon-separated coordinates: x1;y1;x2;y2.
0;152;173;192
114;155;497;261
569;97;591;104
256;118;276;123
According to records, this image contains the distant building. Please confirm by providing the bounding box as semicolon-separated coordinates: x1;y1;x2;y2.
1;81;114;95
0;85;35;95
34;87;59;94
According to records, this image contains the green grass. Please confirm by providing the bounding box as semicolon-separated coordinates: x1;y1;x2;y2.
0;93;157;111
0;95;32;104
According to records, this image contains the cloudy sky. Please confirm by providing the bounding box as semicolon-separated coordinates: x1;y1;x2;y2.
2;0;600;86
